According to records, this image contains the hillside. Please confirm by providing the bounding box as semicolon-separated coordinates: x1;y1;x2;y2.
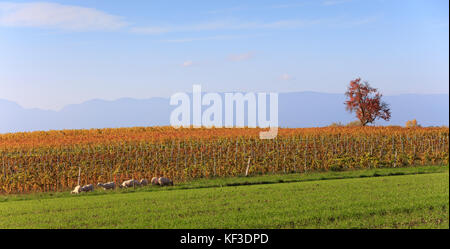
1;92;448;133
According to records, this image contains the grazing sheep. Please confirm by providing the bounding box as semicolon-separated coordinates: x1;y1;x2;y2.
72;184;94;194
120;179;139;188
140;179;149;186
97;182;116;190
158;177;173;186
81;184;94;192
71;185;82;194
151;177;159;185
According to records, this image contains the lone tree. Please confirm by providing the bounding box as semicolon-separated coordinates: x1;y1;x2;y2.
345;78;391;126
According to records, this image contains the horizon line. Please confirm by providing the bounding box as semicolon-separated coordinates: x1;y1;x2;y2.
1;91;449;112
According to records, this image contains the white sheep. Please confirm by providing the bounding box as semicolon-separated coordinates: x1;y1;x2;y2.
120;179;139;188
140;179;149;186
81;184;94;192
151;177;159;185
158;177;173;186
71;185;82;194
71;184;94;194
97;182;116;190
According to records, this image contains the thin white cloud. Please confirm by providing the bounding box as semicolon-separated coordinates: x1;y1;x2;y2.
207;2;308;13
182;61;194;67
164;35;232;43
0;2;373;35
0;2;128;31
129;26;170;35
131;16;373;35
270;3;308;9
322;0;353;6
162;34;265;43
228;52;254;62
131;19;324;35
132;20;244;34
205;6;250;15
280;73;295;81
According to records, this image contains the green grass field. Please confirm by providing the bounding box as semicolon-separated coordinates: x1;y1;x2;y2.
0;166;448;229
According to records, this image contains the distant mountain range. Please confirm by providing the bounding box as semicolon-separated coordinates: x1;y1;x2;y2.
1;92;448;133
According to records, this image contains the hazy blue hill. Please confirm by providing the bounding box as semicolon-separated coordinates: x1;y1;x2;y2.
382;94;449;127
1;93;448;133
58;97;171;129
278;92;354;127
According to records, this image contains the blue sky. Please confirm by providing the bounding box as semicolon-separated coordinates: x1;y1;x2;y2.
0;0;448;110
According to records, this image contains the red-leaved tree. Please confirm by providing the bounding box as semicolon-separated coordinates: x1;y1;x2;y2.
345;78;391;126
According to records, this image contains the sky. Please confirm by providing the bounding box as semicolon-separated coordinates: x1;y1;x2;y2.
0;0;448;110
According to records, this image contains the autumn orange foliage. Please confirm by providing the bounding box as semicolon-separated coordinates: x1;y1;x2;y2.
406;119;421;128
345;78;391;126
0;126;448;194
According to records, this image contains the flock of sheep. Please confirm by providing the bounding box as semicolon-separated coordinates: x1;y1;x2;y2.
71;177;173;194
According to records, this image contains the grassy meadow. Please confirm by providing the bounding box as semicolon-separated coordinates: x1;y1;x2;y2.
1;165;448;229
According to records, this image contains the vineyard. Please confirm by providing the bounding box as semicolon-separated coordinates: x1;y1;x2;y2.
0;126;448;194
